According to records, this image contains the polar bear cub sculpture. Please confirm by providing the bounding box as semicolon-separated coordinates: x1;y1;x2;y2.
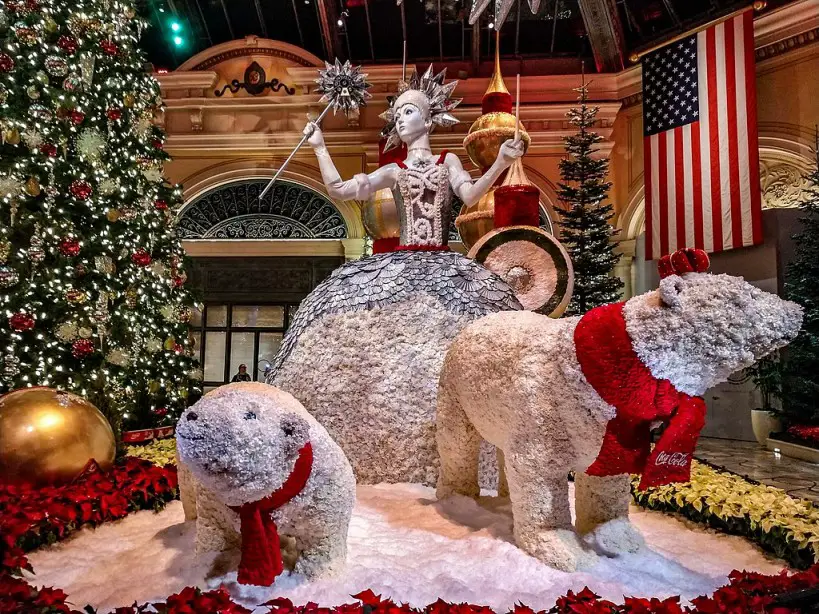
176;382;355;583
436;265;802;572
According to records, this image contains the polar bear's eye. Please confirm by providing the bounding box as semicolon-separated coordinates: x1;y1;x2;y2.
244;411;257;420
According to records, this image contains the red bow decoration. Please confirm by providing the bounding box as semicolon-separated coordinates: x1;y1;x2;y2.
658;248;710;279
575;302;707;490
229;443;313;586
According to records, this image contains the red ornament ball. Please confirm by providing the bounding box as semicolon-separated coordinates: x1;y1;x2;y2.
70;180;92;200
39;143;58;157
154;199;168;210
173;343;184;354
59;238;81;256
0;54;14;73
153;407;168;416
100;40;118;56
70;110;85;125
131;248;152;267
9;312;35;332
71;339;95;359
57;35;78;54
106;107;122;121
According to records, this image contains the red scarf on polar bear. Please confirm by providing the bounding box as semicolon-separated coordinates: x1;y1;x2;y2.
230;443;313;586
575;301;706;490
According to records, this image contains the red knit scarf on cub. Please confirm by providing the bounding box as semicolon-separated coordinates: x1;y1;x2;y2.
574;302;706;490
229;443;313;586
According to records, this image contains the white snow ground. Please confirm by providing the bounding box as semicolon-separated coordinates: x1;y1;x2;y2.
26;483;785;613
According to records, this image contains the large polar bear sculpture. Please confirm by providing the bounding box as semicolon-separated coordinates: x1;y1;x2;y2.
436;250;803;572
176;383;356;585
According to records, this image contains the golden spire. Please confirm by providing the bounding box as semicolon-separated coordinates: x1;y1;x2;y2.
485;31;509;95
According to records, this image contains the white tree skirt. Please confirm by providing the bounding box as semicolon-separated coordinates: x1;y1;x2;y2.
26;484;784;613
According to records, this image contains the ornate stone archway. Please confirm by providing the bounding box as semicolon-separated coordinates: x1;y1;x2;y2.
177;179;348;240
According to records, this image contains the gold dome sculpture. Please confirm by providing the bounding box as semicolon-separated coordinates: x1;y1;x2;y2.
0;387;116;485
457;35;530;250
463;36;530;170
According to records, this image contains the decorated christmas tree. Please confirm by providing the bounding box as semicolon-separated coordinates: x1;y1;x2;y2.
780;133;819;426
556;74;623;315
0;0;202;439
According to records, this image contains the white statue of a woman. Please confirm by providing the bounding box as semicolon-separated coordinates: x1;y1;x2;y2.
305;67;523;248
267;67;523;486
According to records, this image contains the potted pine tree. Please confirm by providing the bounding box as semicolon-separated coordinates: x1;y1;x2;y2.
747;353;783;445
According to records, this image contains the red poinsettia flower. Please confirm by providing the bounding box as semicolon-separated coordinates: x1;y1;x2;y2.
69;180;92;200
100;40;119;56
9;312;35;332
70;110;85;125
58;238;81;257
71;339;95;359
131;249;152;267
57;35;78;54
40;143;58;157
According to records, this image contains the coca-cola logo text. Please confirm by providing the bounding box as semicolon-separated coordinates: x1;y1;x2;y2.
654;451;690;467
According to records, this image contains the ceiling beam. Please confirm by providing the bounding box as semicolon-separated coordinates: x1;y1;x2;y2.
578;0;626;72
315;0;345;60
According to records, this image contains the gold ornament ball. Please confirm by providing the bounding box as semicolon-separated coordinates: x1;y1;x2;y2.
0;388;115;486
463;112;530;170
361;188;400;242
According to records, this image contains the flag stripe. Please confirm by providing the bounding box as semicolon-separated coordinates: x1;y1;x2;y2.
743;9;763;244
690;123;704;249
645;135;655;260
697;31;714;253
723;18;744;250
706;24;724;253
674;126;687;249
651;134;661;259
682;124;696;249
658;130;669;257
734;14;753;246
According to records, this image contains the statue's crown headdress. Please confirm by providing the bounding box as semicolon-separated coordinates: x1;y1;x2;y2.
379;65;462;152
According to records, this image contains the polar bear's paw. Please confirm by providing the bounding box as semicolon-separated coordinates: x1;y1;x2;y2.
582;518;645;557
519;528;598;572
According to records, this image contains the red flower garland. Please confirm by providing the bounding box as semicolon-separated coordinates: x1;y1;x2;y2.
0;455;816;614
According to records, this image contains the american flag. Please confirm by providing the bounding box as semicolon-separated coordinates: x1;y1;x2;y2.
642;10;762;260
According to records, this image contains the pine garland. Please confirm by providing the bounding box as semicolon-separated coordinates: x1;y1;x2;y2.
556;77;623;316
780;131;819;426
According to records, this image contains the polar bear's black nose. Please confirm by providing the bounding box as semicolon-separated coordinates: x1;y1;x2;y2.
186;411;198;421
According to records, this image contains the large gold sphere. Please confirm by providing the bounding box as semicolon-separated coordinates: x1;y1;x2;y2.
463;112;530;170
0;387;116;485
361;187;400;241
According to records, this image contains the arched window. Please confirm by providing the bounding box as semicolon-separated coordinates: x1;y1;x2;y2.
177;179;348;239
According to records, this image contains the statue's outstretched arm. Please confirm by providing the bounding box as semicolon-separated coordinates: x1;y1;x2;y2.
449;139;524;207
305;121;397;201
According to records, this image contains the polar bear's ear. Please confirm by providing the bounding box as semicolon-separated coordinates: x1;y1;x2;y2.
659;275;685;310
280;413;310;454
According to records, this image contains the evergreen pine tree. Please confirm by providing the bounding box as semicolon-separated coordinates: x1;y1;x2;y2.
0;0;202;439
557;73;623;315
780;131;819;426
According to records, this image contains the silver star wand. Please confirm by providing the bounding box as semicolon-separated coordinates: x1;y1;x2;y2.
258;60;372;201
